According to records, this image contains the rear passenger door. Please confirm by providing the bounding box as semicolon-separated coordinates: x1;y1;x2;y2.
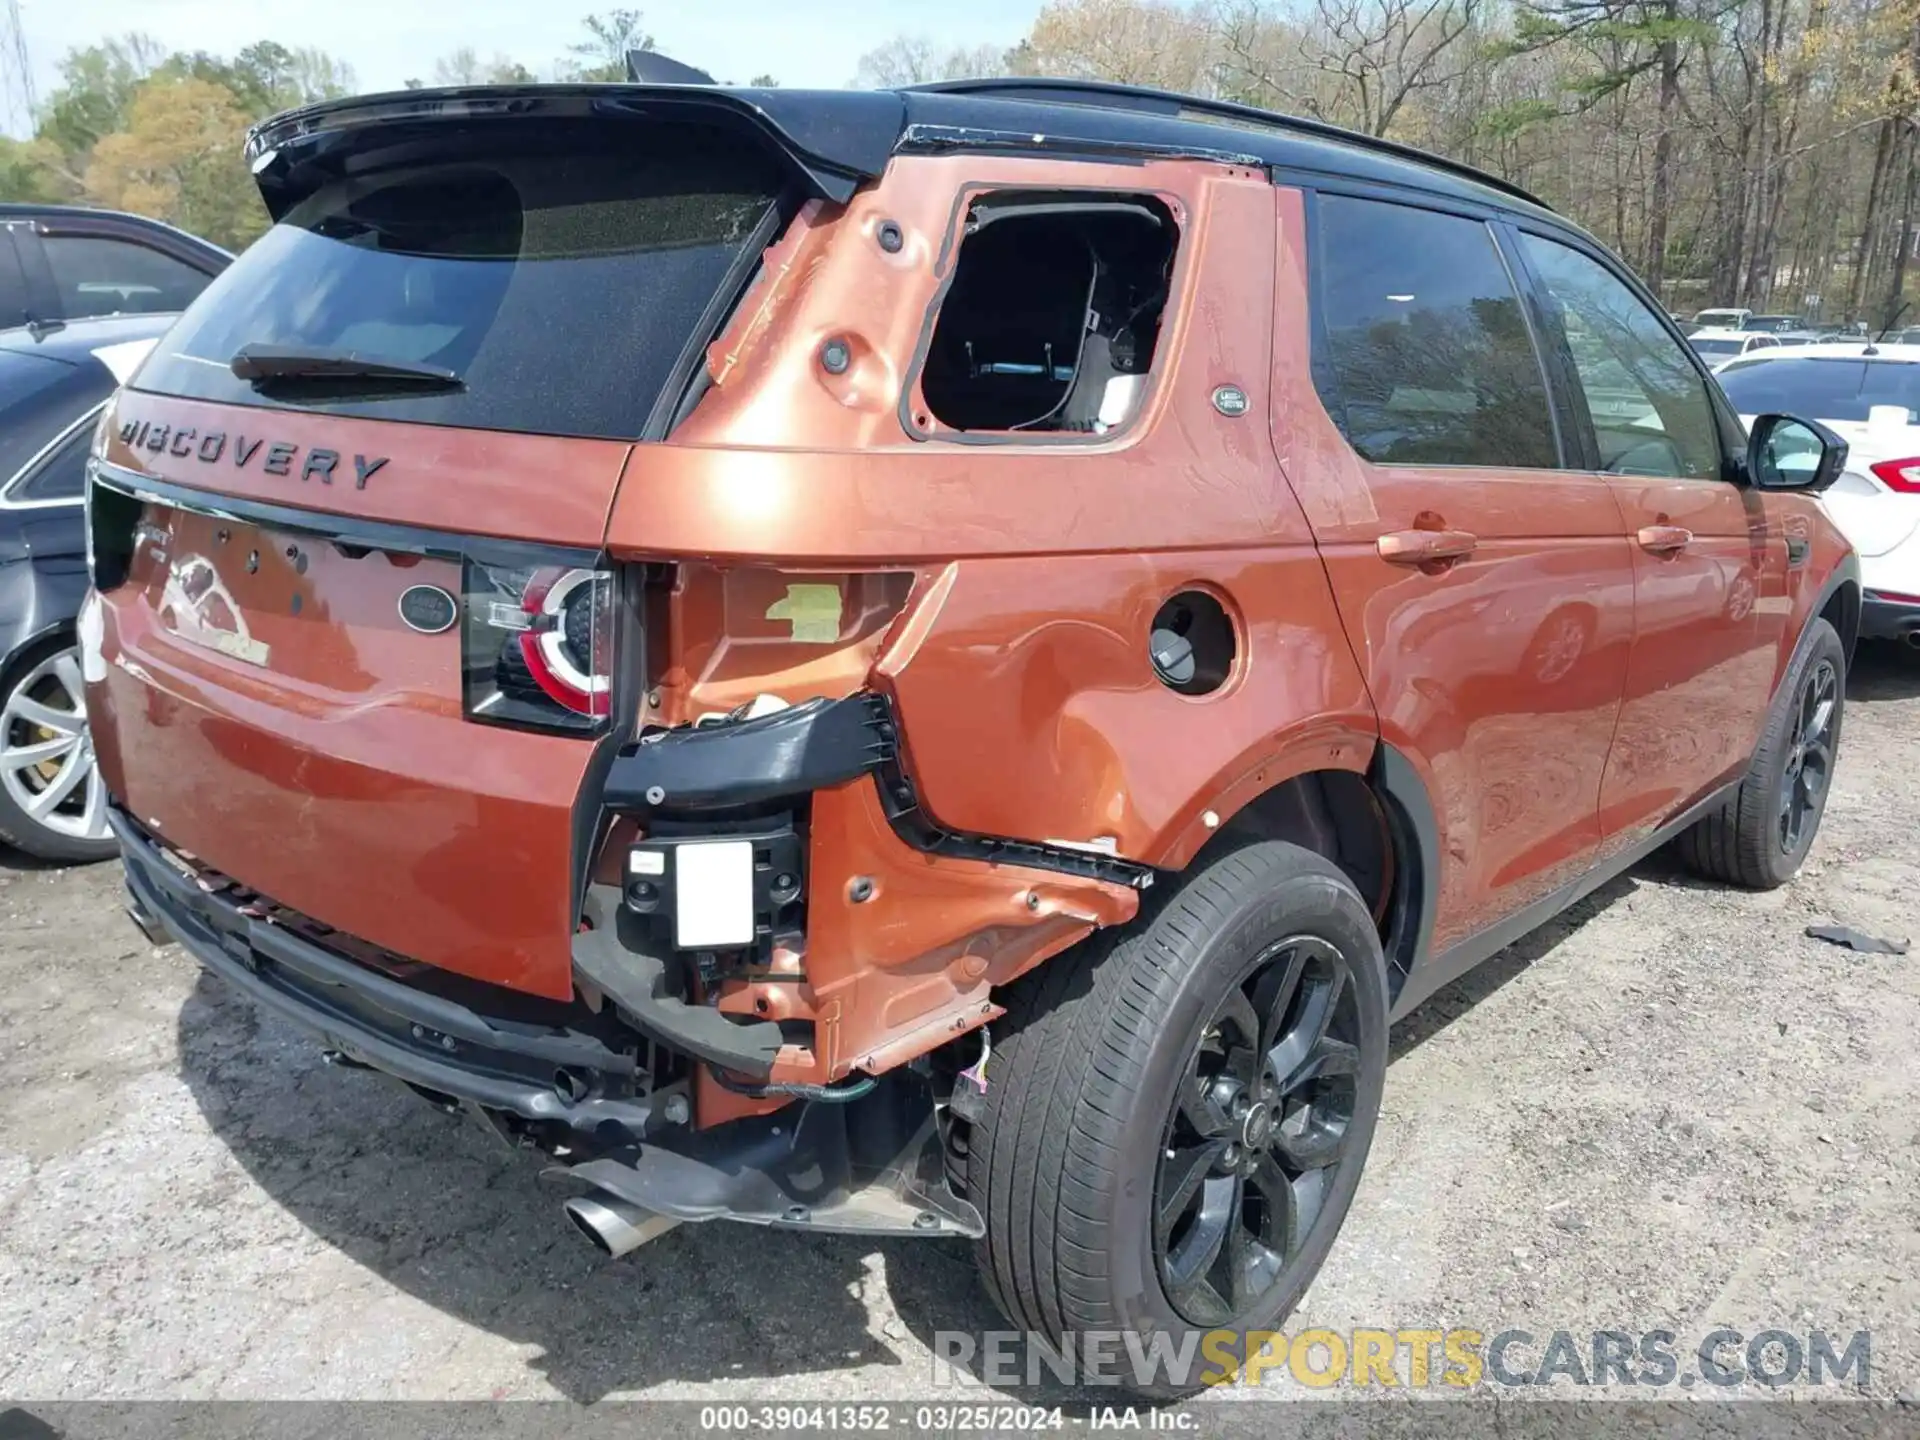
1509;230;1786;851
1286;189;1634;956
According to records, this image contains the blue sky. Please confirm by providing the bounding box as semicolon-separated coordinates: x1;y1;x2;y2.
4;0;1046;134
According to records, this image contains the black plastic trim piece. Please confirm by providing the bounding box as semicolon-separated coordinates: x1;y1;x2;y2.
113;809;656;1137
246;86;906;212
605;694;894;812
565;1072;982;1236
873;751;1154;890
1368;743;1437;1000
571;884;785;1078
601;691;1155;890
89;461;601;571
898;122;1265;171
1801;554;1862;666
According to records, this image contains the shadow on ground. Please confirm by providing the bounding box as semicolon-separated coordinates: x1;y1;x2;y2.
176;971;1002;1400
1849;639;1920;703
176;842;1644;1402
0;841;61;873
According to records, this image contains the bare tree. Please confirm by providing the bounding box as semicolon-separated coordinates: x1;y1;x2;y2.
852;37;1008;87
1025;0;1219;90
1219;0;1482;136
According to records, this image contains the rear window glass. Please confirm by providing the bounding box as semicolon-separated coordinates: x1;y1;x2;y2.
7;411;94;501
1690;338;1744;357
133;122;785;439
1718;358;1920;423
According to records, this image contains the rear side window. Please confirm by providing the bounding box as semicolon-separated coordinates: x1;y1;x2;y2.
1312;194;1558;470
1718;358;1920;424
134;122;786;439
6;413;94;502
43;236;209;318
0;228;31;327
916;193;1177;437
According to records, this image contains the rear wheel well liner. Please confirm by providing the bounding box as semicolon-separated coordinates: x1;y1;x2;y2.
1819;576;1859;664
1175;753;1433;1002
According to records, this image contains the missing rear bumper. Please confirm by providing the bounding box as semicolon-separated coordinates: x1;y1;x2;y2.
112;807;660;1143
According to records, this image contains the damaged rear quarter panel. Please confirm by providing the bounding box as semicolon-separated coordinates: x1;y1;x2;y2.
609;155;1379;868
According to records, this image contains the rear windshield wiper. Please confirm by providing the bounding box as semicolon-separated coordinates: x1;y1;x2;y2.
229;344;463;391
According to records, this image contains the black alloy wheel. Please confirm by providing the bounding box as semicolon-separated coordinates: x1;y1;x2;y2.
1154;935;1363;1326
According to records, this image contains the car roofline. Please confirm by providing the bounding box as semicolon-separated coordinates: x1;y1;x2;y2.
245;77;1555;220
905;77;1550;211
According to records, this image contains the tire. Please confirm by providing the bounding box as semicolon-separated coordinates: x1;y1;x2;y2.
0;633;115;863
967;841;1388;1398
1678;616;1844;889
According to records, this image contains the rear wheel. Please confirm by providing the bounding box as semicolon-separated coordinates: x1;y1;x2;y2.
0;635;114;863
1678;616;1844;889
967;841;1387;1397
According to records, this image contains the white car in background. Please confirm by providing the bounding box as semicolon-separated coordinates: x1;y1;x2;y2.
1716;342;1920;645
1689;327;1785;369
1693;307;1753;329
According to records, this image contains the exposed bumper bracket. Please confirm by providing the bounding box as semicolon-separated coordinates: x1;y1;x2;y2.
571;884;785;1079
558;1073;983;1239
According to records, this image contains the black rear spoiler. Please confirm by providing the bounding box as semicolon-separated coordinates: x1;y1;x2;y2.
244;84;906;215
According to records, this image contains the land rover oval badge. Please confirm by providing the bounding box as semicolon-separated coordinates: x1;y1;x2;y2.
398;585;458;634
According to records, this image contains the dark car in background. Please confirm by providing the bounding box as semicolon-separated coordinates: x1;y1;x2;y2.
1;312;174;859
0;204;229;330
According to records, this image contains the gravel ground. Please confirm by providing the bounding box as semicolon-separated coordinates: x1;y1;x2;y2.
1;644;1915;1411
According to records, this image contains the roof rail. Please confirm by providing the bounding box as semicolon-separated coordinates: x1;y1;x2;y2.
906;77;1548;211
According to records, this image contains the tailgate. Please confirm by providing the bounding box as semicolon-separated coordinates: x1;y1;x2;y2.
82;105;805;1000
87;416;625;999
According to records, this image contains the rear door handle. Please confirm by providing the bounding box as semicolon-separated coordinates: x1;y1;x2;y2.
1637;524;1693;553
1377;529;1477;565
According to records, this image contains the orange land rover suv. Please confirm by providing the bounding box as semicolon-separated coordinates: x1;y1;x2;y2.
82;75;1857;1394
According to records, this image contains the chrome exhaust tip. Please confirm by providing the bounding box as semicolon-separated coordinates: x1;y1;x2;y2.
563;1192;681;1259
1903;627;1920;650
123;890;169;947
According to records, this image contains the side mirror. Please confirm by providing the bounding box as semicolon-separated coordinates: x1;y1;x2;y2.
1747;413;1848;492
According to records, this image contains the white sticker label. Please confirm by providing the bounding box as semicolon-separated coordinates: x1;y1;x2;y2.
673;841;755;949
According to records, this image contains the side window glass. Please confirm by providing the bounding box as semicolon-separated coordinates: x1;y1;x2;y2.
916;193;1177;436
42;235;210;318
1517;233;1722;480
1313;194;1558;470
9;420;93;503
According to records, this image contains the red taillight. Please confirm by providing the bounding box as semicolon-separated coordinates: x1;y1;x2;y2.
462;558;614;734
515;568;612;717
1867;588;1920;604
1869;457;1920;493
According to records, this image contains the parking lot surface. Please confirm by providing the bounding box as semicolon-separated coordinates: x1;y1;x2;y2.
2;647;1916;1407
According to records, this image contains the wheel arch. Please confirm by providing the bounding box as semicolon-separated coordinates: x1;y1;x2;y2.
1779;553;1860;693
1819;571;1860;665
1;551;88;688
1170;741;1438;1005
1;616;80;692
